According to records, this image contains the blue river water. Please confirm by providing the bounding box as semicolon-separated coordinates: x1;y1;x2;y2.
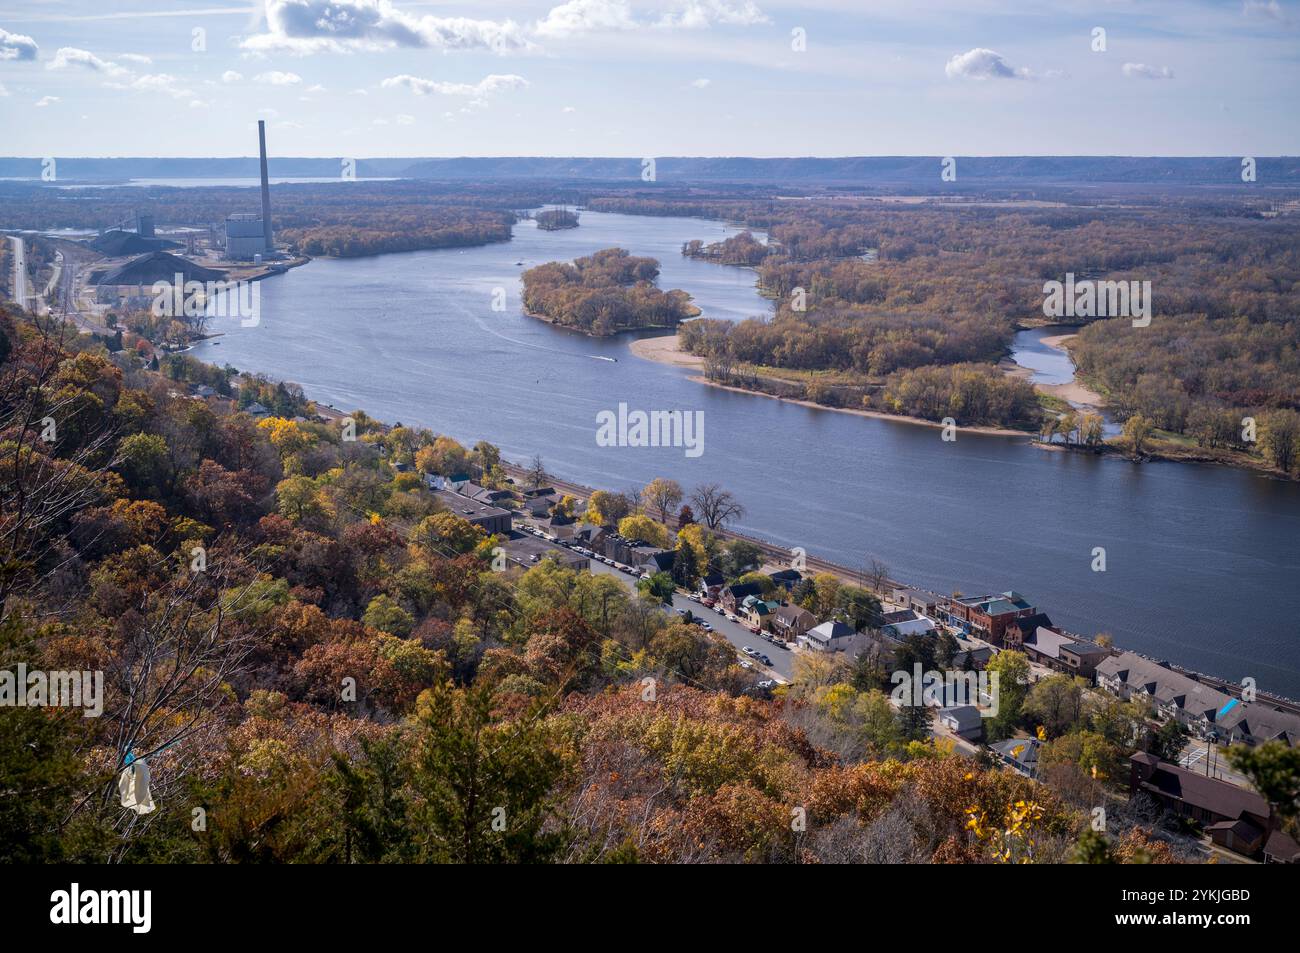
193;210;1300;698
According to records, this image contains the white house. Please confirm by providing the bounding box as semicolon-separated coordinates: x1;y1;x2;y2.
938;705;984;741
799;620;856;653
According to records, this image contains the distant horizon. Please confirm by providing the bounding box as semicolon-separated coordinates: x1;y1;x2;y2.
2;1;1297;155
3;153;1299;161
2;154;1297;189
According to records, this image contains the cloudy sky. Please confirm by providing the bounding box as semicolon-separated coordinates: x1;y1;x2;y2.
0;0;1297;157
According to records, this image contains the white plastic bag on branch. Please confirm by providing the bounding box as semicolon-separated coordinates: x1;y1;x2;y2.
118;758;156;815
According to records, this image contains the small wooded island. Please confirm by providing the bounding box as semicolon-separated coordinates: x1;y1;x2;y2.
535;207;580;230
521;247;698;336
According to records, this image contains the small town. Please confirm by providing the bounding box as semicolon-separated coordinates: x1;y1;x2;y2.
2;1;1298;927
395;446;1300;866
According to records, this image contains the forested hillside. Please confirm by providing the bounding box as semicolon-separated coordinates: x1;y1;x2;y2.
0;303;1219;863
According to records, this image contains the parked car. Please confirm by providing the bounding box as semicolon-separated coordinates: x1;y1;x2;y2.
742;646;756;656
757;679;775;690
759;655;772;666
699;623;713;631
740;660;753;670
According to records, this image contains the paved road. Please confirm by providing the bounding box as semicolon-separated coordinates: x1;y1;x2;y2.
8;235;28;312
583;558;793;683
1178;737;1252;788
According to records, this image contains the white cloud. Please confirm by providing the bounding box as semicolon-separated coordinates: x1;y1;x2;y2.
47;47;128;77
1122;62;1174;80
242;0;531;55
535;0;635;38
108;73;196;100
562;104;576;112
381;73;528;97
396;113;414;124
35;95;59;107
658;0;770;29
221;70;243;83
119;53;152;65
255;70;303;85
691;77;711;88
0;27;38;61
0;83;8;97
51;45;200;101
1242;0;1287;21
944;48;1026;80
943;48;1062;81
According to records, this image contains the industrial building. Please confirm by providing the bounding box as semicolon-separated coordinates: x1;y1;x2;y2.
224;213;267;261
224;119;277;260
90;212;177;257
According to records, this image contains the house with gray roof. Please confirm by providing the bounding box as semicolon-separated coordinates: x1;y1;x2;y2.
939;705;984;741
799;620;856;653
772;604;815;640
989;737;1041;778
432;488;512;537
1097;652;1299;746
1022;625;1109;678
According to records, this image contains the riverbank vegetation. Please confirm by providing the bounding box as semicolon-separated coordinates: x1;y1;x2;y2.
521;247;697;336
5;175;1298;471
659;192;1300;467
535;208;580;231
682;230;768;266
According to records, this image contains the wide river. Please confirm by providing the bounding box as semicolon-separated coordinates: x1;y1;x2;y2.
194;210;1300;698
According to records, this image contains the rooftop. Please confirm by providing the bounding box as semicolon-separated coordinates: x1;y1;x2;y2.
432;488;510;524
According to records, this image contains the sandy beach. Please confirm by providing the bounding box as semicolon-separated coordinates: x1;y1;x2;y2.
628;333;705;368
1031;333;1108;410
628;333;1031;438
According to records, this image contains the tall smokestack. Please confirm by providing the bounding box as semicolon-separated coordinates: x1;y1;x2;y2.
258;119;273;253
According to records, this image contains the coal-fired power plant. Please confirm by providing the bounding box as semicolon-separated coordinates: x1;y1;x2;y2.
224;120;275;260
258;120;274;252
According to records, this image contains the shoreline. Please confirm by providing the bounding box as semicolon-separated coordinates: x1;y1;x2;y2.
523;307;699;338
1034;332;1109;410
165;344;1299;707
628;332;1033;438
1001;331;1108;412
497;459;1300;710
